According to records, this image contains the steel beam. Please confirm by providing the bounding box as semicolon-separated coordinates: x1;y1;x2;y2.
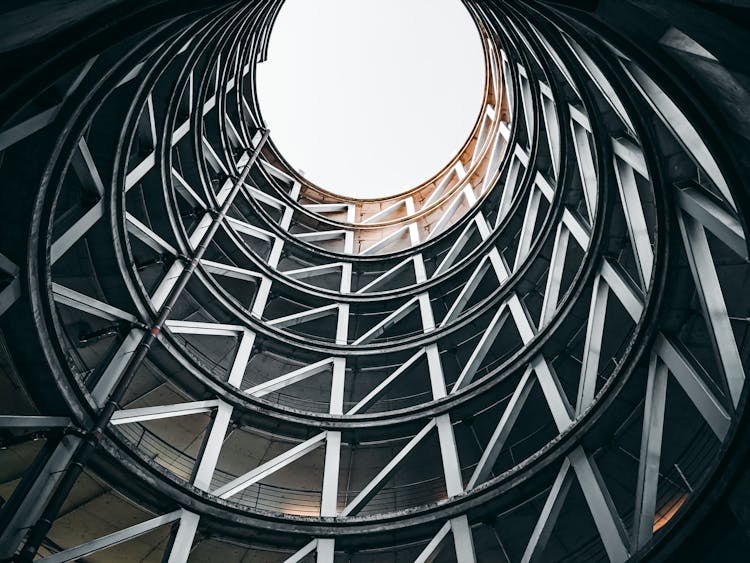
577;274;609;414
677;213;745;407
110;401;219;425
468;367;535;488
213;433;327;499
341;420;436;516
568;447;629;562
38;510;183;563
632;353;668;549
521;459;573;563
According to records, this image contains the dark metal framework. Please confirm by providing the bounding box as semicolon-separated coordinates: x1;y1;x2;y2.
0;0;748;561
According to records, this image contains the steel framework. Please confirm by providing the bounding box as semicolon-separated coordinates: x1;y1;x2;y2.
0;0;749;562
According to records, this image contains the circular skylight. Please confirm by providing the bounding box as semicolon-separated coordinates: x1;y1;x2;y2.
256;0;486;199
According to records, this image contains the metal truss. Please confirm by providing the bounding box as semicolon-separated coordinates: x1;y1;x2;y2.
0;0;748;562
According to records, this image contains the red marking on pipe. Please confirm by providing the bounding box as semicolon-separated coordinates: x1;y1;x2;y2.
151;327;160;336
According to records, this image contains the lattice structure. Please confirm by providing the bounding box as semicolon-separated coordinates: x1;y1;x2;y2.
0;1;749;562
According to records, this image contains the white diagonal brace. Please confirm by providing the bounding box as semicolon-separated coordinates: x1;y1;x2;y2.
267;304;339;329
347;349;425;414
612;137;648;179
533;356;574;432
540;91;561;178
38;510;183;563
563;37;634;132
228;330;255;387
436;413;464;497
613;156;653;288
452;303;510;392
246;358;334;397
200;260;262;282
362;199;407;224
540;222;570;326
433;221;476;276
213;433;327;499
91;330;144;407
568;447;629;562
340;420;436;516
471;112;492;166
451;515;477;563
50;201;104;264
353;297;419;344
296;230;349;243
356;257;413;294
111;400;219;425
496;150;524;224
164;510;200;563
261;159;295;183
632;352;668;550
481;126;509;195
165;320;244;336
360;225;410;255
225;216;273;242
517;66;535;140
126;213;178;256
71;138;105;197
172;169;207;209
52;283;137;323
571;119;597;220
655;335;731;439
284;540;317;563
441;254;494;326
0;106;60;152
521;459;573;563
468;367;535;488
243;182;285;210
677;213;745;407
125;152;156;191
622;60;733;210
185;214;213;256
302;203;349;213
0;252;18;276
414;521;452;563
0;253;20;317
514;184;543;270
202;136;228;176
284;263;346;281
676;185;746;260
317;538;335;563
576;274;609;415
428;187;475;240
600;260;644;321
561;208;591;249
0;278;20;317
192;401;233;491
424;165;459;208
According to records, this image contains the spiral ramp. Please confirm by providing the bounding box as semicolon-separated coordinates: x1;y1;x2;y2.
1;1;750;561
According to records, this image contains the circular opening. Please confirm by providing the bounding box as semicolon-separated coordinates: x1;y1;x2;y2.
257;0;486;199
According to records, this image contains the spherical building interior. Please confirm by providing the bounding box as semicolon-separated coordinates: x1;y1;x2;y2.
1;0;750;561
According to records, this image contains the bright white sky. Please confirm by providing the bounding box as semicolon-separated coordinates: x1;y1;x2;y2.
257;0;486;199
